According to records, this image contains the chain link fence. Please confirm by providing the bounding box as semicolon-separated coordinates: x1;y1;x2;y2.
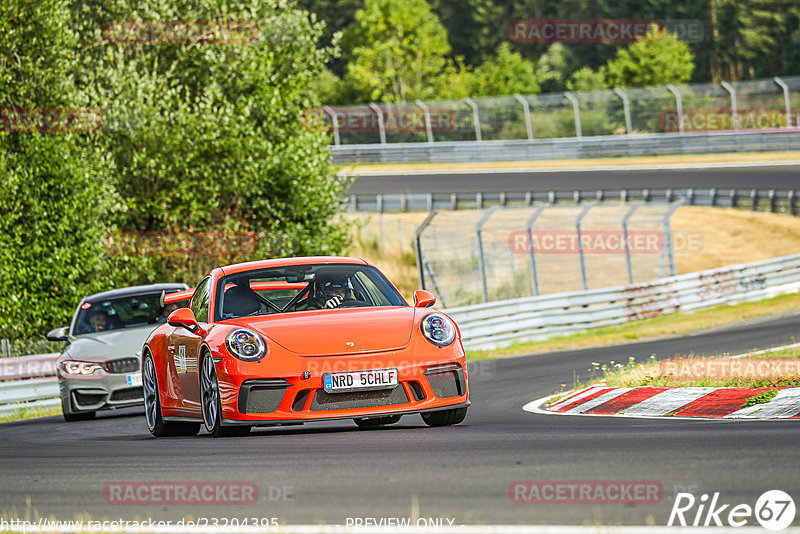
315;76;800;145
415;203;682;308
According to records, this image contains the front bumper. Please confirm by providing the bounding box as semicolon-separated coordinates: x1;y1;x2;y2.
214;346;469;426
59;373;143;413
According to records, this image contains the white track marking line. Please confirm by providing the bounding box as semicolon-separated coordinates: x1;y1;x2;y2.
729;341;800;359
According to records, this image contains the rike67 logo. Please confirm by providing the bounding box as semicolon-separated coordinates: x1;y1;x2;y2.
668;490;796;530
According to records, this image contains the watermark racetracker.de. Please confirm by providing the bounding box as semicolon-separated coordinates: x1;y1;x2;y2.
302;107;456;134
103;481;295;505
660;109;797;132
509;480;663;504
104;231;259;256
509;19;703;43
0;108;103;132
507;230;703;255
103;20;260;45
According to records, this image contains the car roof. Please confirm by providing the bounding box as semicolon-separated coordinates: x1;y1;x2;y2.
82;283;189;303
219;256;370;276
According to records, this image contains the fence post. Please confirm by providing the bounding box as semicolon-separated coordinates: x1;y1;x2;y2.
666;84;684;134
564;91;582;137
513;94;534;141
661;200;684;278
415;99;434;143
475;206;498;303
720;81;739;130
322;106;340;146
368;103;386;144
622;202;642;284
613;88;633;135
790;190;796;216
575;203;595;290
526;206;546;296
414;211;438;292
464;97;482;142
774;76;792;128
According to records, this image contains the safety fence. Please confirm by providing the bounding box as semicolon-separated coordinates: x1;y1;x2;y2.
349;188;799;215
415;203;685;308
320;77;800;145
444;253;800;351
0;353;60;417
330;130;800;164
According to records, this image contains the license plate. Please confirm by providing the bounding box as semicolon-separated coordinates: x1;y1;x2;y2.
126;374;143;387
323;368;398;393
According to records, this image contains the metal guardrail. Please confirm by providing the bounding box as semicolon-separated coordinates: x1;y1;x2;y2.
331;130;800;164
445;253;800;351
349;188;798;215
0;353;60;418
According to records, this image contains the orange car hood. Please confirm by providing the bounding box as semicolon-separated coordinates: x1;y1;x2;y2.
242;307;415;356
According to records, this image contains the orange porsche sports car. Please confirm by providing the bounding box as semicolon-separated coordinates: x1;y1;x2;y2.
142;257;469;437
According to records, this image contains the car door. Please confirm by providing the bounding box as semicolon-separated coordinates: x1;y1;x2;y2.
167;277;211;410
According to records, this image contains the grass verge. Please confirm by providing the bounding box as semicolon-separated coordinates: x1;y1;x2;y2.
465;291;800;361
0;404;61;423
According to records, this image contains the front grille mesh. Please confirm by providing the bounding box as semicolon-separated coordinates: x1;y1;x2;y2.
104;358;139;374
246;388;286;413
109;387;143;402
73;390;106;407
310;386;409;411
427;371;461;398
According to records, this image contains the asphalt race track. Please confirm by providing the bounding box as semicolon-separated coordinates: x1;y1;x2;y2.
346;163;800;195
2;312;799;527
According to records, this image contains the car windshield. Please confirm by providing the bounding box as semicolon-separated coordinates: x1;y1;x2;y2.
73;292;190;336
214;264;407;321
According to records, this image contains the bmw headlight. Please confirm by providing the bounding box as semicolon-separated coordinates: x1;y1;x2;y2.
226;328;267;361
421;313;456;347
61;361;103;375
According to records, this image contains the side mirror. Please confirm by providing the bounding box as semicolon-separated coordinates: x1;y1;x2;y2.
413;289;436;308
46;326;69;342
167;308;205;335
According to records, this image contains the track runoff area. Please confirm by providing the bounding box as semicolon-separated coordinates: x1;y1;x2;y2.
5;159;800;533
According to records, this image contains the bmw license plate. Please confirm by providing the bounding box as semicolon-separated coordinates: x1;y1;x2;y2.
323;368;398;393
126;374;143;387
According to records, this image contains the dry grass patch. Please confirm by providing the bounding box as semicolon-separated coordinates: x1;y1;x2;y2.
339;151;800;174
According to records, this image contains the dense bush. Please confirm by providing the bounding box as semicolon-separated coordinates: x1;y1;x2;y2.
0;0;350;340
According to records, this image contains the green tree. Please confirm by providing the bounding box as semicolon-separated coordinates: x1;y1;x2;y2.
605;30;694;88
0;0;120;339
471;43;539;96
535;43;576;93
566;66;607;92
72;0;349;283
341;0;457;102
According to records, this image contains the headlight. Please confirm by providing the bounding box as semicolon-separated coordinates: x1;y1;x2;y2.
226;328;267;361
421;313;456;347
61;361;103;375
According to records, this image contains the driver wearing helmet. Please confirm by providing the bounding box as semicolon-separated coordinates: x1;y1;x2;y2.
308;272;350;309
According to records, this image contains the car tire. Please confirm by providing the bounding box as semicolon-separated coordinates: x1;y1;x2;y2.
143;352;200;437
353;415;402;427
421;407;467;427
200;352;251;438
61;394;95;422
